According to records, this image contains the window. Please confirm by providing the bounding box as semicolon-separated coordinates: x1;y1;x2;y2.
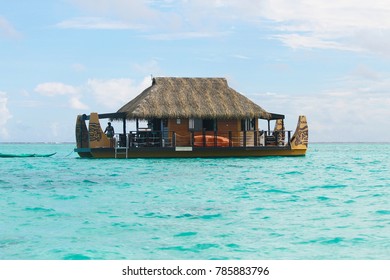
241;118;256;131
189;118;203;131
203;119;216;131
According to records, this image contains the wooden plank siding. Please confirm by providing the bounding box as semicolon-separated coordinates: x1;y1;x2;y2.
167;118;191;146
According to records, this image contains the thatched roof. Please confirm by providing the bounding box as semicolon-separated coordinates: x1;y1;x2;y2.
117;77;280;120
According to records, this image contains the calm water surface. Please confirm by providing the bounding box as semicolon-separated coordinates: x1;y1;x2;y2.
0;143;389;259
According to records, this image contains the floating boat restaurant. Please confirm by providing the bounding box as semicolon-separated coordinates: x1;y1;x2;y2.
75;77;308;158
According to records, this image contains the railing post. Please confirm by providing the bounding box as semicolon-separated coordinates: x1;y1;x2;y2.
214;131;217;147
229;131;232;147
243;130;247;148
173;132;176;147
202;130;206;147
126;134;129;158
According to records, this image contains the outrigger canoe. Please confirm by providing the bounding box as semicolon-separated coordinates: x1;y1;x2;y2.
0;152;57;158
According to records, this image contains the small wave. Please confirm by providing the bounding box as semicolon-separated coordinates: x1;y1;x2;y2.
24;207;55;212
111;222;131;228
193;243;219;250
143;212;155;217
0;238;22;248
320;237;344;245
141;212;172;219
54;195;77;200
174;232;198;237
172;210;222;221
175;213;193;219
284;171;304;175
158;246;191;252
265;189;290;194
198;213;222;220
225;243;240;249
317;196;330;201
351;237;367;244
320;184;347;189
63;253;92;260
82;179;98;184
297;237;345;245
376;210;390;215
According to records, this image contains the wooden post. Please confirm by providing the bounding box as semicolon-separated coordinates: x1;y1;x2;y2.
267;120;270;134
229;131;232;147
254;130;258;146
123;117;126;134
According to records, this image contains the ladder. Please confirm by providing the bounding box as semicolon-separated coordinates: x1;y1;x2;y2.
114;134;129;158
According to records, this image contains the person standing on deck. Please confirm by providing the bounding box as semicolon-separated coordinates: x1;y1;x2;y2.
104;122;115;138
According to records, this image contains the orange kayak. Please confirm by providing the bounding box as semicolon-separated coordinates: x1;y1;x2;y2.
193;135;230;147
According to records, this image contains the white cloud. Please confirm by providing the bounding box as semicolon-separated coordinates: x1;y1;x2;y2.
56;17;144;30
86;77;152;110
33;76;153;112
69;96;89;110
191;0;390;54
64;0;232;36
0;16;21;39
272;34;362;51
50;122;60;138
66;0;390;55
231;54;250;60
0;91;12;139
144;31;227;40
236;0;390;54
68;0;158;22
252;91;390;142
34;82;79;96
251;67;390;142
34;82;89;110
132;60;162;75
71;63;86;72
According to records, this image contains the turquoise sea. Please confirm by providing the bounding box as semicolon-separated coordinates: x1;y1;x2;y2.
0;143;389;260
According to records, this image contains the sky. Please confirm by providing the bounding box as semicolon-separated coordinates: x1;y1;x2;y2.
1;0;390;143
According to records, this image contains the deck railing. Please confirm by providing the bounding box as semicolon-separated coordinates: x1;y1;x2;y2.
114;130;292;148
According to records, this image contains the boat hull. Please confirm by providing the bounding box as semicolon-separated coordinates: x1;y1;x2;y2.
74;146;306;158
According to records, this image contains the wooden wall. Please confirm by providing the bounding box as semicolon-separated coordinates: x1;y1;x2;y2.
168;118;191;146
217;119;240;133
166;118;260;147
